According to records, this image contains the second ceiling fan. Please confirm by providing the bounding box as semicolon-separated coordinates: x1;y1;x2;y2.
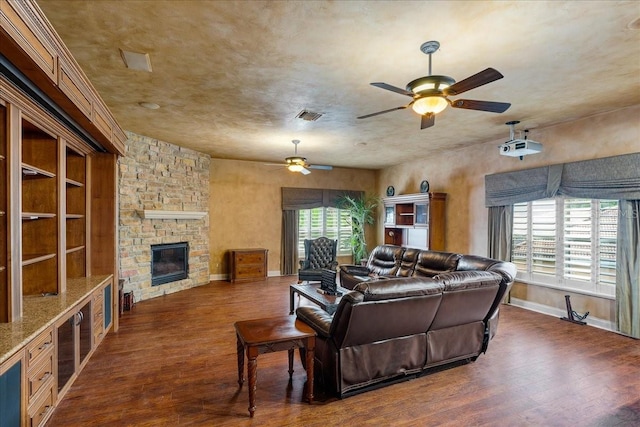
269;140;333;175
358;41;511;129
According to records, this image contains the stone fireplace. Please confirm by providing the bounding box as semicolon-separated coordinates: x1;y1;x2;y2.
118;132;210;302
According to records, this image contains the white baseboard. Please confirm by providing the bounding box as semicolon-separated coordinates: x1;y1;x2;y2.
509;297;616;332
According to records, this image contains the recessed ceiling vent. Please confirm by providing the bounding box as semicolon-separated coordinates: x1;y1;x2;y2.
296;110;323;121
119;49;153;72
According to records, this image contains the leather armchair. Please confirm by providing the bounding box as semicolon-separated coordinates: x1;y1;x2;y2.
298;237;338;282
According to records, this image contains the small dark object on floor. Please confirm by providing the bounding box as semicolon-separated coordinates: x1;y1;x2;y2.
560;294;589;325
123;292;135;311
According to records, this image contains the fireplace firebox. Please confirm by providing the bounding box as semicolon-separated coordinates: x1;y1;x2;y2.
151;242;189;286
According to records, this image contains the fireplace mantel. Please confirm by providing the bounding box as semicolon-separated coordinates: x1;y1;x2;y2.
138;210;207;220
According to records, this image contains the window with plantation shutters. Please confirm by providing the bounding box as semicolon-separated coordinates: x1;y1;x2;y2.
512;198;617;297
298;207;352;257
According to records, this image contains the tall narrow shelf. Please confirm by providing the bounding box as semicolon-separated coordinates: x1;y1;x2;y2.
65;146;86;279
0;104;7;322
21;119;58;296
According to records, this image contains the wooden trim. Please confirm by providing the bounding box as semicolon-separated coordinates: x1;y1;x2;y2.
0;0;57;82
58;136;66;292
7;102;21;321
0;0;125;155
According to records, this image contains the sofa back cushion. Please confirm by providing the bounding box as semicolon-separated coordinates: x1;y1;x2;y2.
457;254;517;284
429;271;502;330
412;251;461;277
367;245;404;276
396;248;420;277
332;277;443;348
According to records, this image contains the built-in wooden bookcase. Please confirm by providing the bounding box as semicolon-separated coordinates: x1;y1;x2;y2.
66;146;86;278
21;119;59;296
0;104;7;322
383;193;447;251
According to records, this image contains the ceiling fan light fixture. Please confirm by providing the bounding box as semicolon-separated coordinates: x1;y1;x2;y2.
412;96;448;115
287;164;304;172
407;75;455;95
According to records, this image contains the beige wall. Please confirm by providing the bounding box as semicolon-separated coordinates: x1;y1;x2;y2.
377;105;640;325
208;159;377;278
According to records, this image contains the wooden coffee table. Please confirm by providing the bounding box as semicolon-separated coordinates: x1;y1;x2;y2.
289;282;346;315
234;316;316;417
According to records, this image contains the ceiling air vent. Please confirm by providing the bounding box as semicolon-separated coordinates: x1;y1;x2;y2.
296;110;323;121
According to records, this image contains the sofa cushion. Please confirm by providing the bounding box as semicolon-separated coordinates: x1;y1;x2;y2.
396;248;420;277
432;270;503;291
412;251;461;277
457;254;518;283
342;265;370;276
354;277;444;301
367;245;404;276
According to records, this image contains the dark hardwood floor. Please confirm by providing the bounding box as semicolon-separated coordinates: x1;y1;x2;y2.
47;277;640;426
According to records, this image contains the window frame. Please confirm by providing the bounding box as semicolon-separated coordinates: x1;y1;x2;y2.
298;207;352;257
511;197;617;298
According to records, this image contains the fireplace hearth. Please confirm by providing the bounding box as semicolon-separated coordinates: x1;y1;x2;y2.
151;242;189;286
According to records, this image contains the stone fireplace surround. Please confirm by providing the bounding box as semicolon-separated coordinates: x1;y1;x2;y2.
118;132;211;302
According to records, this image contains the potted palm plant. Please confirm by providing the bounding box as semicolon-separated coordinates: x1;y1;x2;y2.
338;193;380;264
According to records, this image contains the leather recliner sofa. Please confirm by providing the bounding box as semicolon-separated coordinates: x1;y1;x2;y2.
296;245;516;397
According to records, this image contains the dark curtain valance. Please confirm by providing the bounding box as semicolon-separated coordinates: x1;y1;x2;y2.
485;165;558;207
485;153;640;207
281;187;363;210
558;154;640;199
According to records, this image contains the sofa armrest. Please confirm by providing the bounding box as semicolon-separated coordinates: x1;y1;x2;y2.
339;264;370;275
296;306;333;338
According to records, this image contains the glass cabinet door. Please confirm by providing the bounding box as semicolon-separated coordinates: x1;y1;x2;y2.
57;314;74;392
384;206;395;225
415;203;428;225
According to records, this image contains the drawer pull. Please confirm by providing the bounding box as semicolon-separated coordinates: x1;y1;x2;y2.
38;371;52;382
38;340;52;351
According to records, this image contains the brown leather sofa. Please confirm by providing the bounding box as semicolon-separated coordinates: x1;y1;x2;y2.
296;246;516;397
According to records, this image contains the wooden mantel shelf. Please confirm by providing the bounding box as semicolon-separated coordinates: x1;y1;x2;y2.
138;210;207;220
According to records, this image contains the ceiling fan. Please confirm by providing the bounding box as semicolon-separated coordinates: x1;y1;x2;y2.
358;41;511;129
268;140;333;175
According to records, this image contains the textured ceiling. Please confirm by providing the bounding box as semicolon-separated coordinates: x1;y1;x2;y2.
38;0;640;170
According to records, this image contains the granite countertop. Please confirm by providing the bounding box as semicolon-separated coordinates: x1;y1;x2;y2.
0;274;112;365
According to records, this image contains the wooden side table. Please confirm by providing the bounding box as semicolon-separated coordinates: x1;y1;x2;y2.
234;316;316;417
229;248;268;283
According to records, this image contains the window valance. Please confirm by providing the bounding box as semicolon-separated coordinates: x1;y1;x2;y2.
281;187;363;210
485;153;640;207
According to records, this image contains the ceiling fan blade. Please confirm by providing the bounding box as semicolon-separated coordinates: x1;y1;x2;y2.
444;68;504;96
308;164;333;171
371;82;415;97
300;167;311;175
450;99;511;113
420;113;435;129
358;104;410;119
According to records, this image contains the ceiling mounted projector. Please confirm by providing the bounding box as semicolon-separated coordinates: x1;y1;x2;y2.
499;121;542;159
